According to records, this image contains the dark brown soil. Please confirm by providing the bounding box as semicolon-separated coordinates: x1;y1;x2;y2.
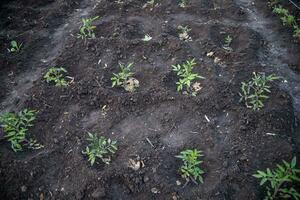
0;0;300;199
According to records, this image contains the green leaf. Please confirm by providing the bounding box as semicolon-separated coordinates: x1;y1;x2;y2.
291;157;297;168
11;40;17;47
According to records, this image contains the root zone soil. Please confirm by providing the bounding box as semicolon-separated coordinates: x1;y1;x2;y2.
0;0;300;199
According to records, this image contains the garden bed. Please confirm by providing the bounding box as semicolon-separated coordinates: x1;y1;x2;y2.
0;0;300;199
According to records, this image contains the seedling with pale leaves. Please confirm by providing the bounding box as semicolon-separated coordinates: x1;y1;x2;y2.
179;0;187;8
143;0;155;10
178;25;192;41
273;6;296;27
77;16;99;39
224;35;233;46
272;5;300;41
239;72;279;110
8;40;22;53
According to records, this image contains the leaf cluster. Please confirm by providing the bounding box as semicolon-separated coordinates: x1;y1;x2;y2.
0;109;37;152
44;67;68;87
239;72;279;110
272;5;300;40
172;59;204;94
253;157;300;200
178;0;187;8
178;25;192;41
175;149;204;184
111;63;134;87
8;40;22;53
77;16;99;39
224;35;233;47
82;132;117;165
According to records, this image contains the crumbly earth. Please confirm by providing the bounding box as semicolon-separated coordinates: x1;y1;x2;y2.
0;0;300;199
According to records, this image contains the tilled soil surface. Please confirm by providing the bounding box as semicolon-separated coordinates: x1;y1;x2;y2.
0;0;300;199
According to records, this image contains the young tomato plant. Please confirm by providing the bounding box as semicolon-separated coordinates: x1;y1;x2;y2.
143;0;155;10
239;72;279;111
44;67;68;87
82;132;117;165
294;27;300;40
224;35;233;47
253;157;300;200
178;0;187;8
77;16;99;39
176;149;204;184
177;25;192;41
0;109;42;152
172;59;204;96
111;63;139;92
8;40;22;53
272;5;300;41
273;6;296;27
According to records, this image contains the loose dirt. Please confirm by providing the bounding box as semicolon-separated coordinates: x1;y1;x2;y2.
0;0;299;199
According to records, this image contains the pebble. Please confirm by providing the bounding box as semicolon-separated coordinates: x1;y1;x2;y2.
91;187;106;199
151;187;160;194
53;138;58;144
21;185;27;192
143;176;149;183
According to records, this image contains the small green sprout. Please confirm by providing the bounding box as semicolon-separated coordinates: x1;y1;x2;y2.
178;25;192;41
111;63;139;92
44;67;68;87
8;40;22;53
224;35;233;47
172;59;204;95
239;72;280;110
271;5;300;41
273;6;296;27
294;26;300;40
253;157;300;200
0;109;42;152
143;0;155;10
77;16;99;39
178;0;187;8
142;34;152;42
82;132;117;165
27;138;44;150
176;149;204;184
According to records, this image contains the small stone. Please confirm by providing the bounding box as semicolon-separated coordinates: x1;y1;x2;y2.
152;167;157;173
176;180;181;186
124;78;139;92
192;82;202;93
172;193;179;200
53;138;58;144
207;52;214;57
214;57;221;64
40;193;44;200
91;187;106;199
240;155;247;161
21;185;27;192
143;176;149;183
128;158;141;171
151;187;160;194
